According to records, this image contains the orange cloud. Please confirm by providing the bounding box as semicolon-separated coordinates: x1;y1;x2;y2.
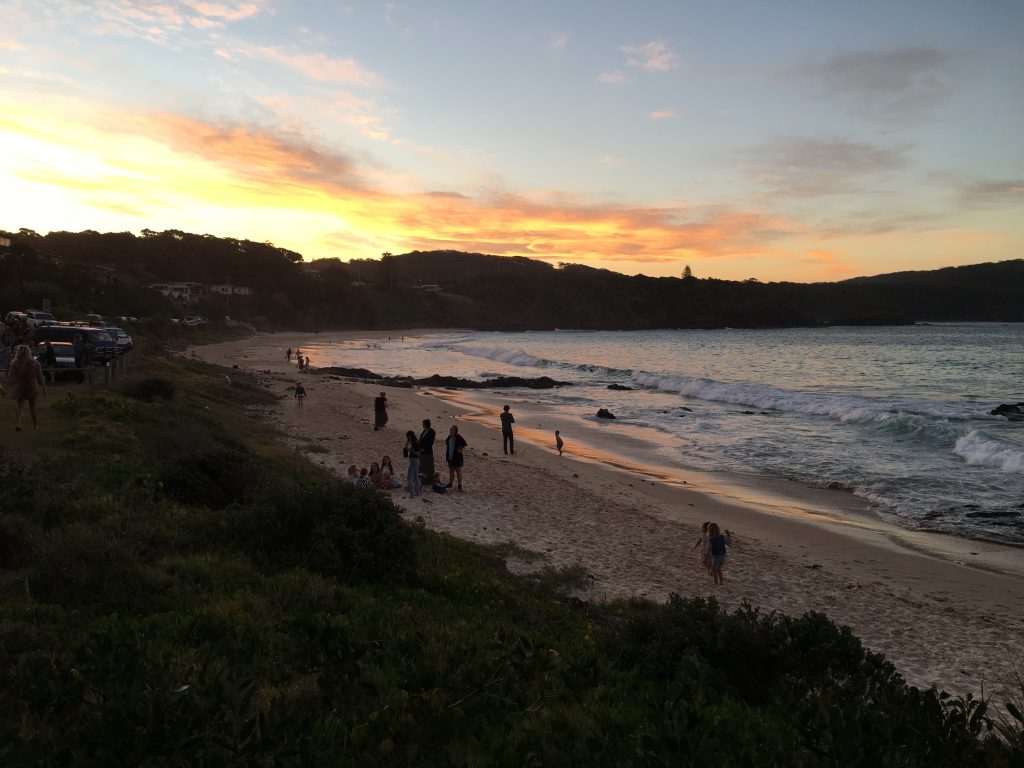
182;1;262;21
0;97;801;275
800;248;858;276
621;42;677;72
244;45;384;87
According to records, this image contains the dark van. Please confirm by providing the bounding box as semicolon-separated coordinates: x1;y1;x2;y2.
34;326;118;362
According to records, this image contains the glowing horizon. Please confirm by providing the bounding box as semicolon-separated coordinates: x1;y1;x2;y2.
2;1;1022;282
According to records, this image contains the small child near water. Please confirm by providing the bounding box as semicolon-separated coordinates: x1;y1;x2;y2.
294;383;306;407
707;523;733;585
691;521;711;575
432;472;447;494
555;430;564;456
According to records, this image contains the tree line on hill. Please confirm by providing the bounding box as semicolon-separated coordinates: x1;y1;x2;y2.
2;228;1022;331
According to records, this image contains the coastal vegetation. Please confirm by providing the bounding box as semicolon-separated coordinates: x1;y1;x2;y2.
1;348;1022;765
2;228;1022;331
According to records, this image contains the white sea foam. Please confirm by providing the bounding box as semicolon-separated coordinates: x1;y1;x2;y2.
447;344;544;368
953;430;1024;473
629;371;949;425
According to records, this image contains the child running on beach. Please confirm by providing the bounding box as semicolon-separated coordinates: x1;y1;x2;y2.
555;430;564;456
691;521;712;575
707;523;733;585
294;383;306;407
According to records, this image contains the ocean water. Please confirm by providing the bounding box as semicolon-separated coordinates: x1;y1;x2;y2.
304;325;1024;543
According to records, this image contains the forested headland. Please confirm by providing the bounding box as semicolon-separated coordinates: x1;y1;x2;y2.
2;228;1022;330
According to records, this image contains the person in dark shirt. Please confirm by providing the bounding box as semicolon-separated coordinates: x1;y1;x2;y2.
707;523;734;585
373;391;388;430
500;404;515;455
419;418;436;483
42;341;58;383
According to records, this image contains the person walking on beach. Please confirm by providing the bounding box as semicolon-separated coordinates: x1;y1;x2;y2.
691;521;712;575
3;344;46;431
286;347;292;362
555;430;564;456
419;418;436;483
707;523;733;585
500;404;515;455
373;391;388;430
445;424;467;491
404;430;422;498
294;382;306;407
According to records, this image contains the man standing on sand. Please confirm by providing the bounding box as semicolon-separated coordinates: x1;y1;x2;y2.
500;404;515;455
373;391;388;431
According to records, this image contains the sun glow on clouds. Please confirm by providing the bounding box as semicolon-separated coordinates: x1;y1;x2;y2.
0;97;798;275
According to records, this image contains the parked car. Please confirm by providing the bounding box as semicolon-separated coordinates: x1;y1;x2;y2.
34;326;118;362
36;341;81;381
103;327;133;353
24;309;57;328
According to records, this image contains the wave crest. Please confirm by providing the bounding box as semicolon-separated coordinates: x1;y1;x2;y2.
953;430;1024;473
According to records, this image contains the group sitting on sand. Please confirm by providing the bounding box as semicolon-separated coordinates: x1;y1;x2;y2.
345;417;469;497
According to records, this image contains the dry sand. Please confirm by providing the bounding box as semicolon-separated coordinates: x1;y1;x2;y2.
194;331;1024;700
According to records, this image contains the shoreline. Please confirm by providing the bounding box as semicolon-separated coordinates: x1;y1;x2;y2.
435;386;1024;578
191;330;1024;698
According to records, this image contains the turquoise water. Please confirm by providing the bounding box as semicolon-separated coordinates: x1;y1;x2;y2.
307;324;1024;542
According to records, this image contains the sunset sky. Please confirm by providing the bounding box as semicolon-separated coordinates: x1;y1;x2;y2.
2;1;1022;281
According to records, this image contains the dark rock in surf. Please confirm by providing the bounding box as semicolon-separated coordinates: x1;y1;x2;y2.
680;406;693;412
596;408;617;419
990;402;1024;421
607;383;633;390
318;367;570;389
320;366;382;379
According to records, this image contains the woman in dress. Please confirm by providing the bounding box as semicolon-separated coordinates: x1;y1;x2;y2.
3;344;46;431
444;424;467;491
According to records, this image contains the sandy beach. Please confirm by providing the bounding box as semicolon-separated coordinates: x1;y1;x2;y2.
193;331;1024;700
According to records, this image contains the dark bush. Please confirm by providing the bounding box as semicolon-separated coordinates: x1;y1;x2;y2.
234;474;415;583
123;377;176;402
0;514;41;568
162;448;256;509
28;523;165;613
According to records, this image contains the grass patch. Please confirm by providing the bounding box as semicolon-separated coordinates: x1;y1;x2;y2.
489;539;545;563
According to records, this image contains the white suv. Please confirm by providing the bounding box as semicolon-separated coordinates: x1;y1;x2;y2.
24;309;57;328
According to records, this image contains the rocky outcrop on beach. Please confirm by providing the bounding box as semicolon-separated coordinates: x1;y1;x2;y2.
596;408;616;419
990;402;1024;421
317;367;571;389
607;383;633;390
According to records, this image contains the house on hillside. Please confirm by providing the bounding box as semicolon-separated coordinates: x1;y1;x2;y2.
209;284;253;296
93;265;117;285
149;282;205;301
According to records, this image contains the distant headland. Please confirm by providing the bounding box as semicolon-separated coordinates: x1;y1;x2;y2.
2;228;1021;331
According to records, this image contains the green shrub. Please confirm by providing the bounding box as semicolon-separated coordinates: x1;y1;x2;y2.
234;475;415;584
28;523;167;613
162;448;257;509
0;514;41;568
51;392;145;423
121;376;176;402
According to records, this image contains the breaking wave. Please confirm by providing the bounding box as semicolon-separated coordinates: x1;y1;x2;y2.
953;430;1024;473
